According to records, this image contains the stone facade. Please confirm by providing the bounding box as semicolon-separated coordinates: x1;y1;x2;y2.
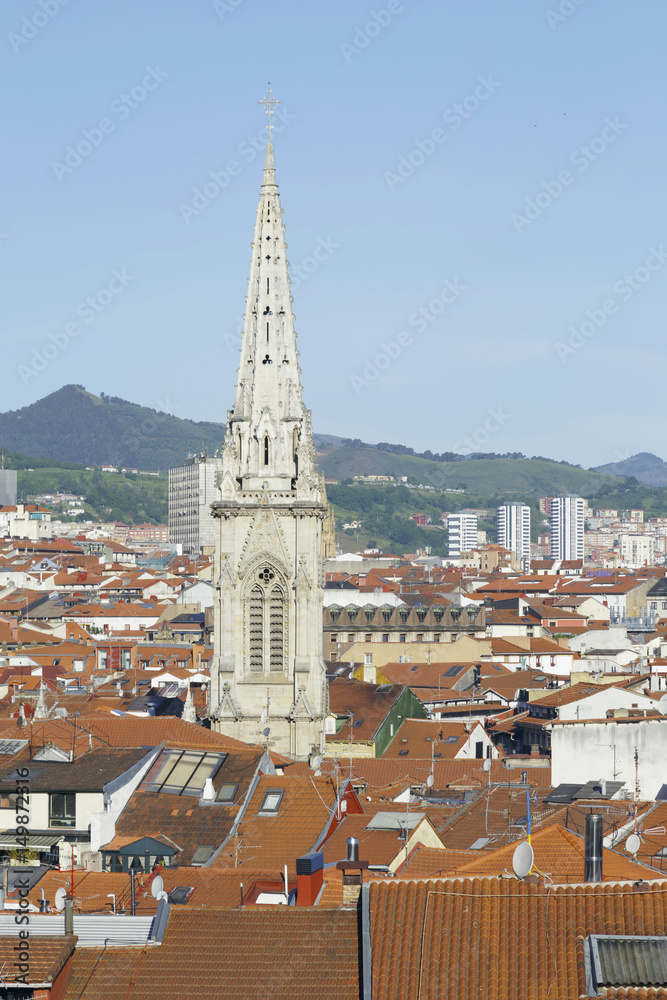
208;141;327;758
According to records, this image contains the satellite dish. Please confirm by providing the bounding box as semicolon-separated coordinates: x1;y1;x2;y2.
626;833;641;855
151;876;164;898
262;727;271;738
426;774;434;787
311;755;321;771
54;888;66;912
483;759;491;772
512;841;534;879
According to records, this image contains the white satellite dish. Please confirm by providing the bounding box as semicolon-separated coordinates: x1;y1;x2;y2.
54;888;67;912
483;759;491;772
151;876;164;898
625;833;641;855
512;841;534;879
426;774;434;788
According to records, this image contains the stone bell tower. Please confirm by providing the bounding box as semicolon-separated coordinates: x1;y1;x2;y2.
208;112;328;759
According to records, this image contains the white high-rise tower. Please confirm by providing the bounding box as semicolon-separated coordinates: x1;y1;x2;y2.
550;496;585;560
208;102;327;758
497;503;531;570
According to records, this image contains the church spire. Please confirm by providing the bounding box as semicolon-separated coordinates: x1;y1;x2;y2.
220;101;318;495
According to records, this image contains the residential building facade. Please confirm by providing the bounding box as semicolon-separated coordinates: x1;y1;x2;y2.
550;496;585;560
497;502;531;570
168;451;219;554
447;512;478;561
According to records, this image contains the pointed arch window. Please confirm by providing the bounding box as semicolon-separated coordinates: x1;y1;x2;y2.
264;436;269;466
248;586;263;672
244;567;287;676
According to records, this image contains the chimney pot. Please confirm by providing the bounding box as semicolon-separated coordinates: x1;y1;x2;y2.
584;813;603;883
347;837;359;863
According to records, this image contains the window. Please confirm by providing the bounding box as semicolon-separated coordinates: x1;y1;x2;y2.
331;634;338;643
416;634;423;642
259;789;284;813
347;634;355;643
50;792;75;828
216;783;239;804
145;750;226;796
246;568;287;675
365;634;372;643
400;611;409;623
444;735;459;744
399;634;406;643
398;749;409;756
382;634;389;643
364;654;372;665
264;436;269;465
169;886;194;905
365;610;374;622
191;845;214;866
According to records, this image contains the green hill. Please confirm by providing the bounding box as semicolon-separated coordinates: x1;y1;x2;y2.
0;385;223;472
318;446;620;496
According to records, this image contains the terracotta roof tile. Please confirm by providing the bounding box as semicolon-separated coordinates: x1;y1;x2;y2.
64;907;361;999
370;876;667;1000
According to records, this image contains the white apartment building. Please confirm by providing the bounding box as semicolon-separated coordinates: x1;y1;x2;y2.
619;533;655;568
447;512;478;561
550;496;585;560
168;451;219;554
497;503;531;571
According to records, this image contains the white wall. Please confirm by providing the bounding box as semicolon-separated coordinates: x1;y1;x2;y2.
550;717;667;799
559;686;658;722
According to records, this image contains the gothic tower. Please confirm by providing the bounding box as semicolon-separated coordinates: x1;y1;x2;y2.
208;136;328;759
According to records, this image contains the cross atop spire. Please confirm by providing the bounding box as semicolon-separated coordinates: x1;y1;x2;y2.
257;83;281;142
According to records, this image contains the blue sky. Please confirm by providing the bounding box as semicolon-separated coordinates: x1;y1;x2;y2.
1;0;665;468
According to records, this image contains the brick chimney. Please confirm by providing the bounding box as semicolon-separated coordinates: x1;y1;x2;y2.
296;852;324;906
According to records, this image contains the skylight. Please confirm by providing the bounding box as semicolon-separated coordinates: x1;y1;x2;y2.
145;750;226;797
259;789;284;813
216;783;239;804
191;846;214;866
0;740;28;755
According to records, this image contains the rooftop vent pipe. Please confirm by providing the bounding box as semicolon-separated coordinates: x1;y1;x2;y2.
584;813;603;883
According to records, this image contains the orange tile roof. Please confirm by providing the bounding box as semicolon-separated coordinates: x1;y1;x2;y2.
64;907;361;1000
451;824;657;883
370;876;667;1000
0;935;75;984
216;774;338;877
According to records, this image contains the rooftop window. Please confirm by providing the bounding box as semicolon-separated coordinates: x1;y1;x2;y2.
216;782;239;804
259;789;284;814
145;749;226;797
191;845;214;866
169;886;194;904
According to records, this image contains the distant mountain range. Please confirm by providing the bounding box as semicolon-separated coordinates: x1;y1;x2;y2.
592;452;667;487
0;386;663;492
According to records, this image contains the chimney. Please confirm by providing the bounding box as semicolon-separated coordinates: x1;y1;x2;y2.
584;813;603;883
9;618;18;643
336;838;369;908
64;895;74;935
296;851;324;906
